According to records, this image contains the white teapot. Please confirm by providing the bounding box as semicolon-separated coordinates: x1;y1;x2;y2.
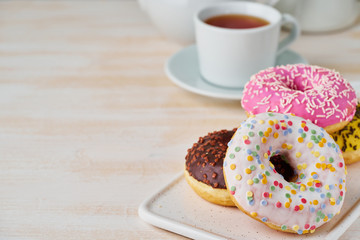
275;0;359;32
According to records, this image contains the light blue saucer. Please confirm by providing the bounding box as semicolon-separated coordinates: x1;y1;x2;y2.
165;45;308;100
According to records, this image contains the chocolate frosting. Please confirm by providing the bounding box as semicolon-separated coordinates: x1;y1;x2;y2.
185;129;236;189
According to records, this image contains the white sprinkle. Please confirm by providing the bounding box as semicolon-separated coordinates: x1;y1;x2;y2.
284;104;292;113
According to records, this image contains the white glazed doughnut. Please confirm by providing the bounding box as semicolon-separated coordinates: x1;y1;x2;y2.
224;112;347;234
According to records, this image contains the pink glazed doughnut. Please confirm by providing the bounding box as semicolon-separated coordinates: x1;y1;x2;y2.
223;112;347;234
241;64;357;133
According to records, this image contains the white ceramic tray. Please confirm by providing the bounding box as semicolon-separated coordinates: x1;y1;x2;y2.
139;162;360;240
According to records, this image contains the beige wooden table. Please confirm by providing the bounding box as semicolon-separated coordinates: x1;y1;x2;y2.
0;1;359;239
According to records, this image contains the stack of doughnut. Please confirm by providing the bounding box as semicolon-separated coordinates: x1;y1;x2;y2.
184;64;356;234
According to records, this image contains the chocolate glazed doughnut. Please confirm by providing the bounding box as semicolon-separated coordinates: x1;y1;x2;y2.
185;129;236;206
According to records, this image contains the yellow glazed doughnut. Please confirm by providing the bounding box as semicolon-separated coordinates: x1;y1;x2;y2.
332;103;360;165
224;112;347;234
185;129;236;206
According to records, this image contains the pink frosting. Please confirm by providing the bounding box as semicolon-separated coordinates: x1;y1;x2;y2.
241;64;357;128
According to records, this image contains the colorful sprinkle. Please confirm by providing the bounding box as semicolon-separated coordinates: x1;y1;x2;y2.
261;200;268;206
293;225;299;231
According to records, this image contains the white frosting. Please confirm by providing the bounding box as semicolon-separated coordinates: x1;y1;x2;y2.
224;112;346;234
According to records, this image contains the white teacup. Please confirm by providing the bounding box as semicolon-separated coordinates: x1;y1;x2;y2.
137;0;280;45
195;1;299;88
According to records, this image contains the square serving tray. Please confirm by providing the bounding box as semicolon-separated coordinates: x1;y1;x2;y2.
139;163;360;240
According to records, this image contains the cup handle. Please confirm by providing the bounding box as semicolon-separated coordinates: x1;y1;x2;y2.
277;14;300;56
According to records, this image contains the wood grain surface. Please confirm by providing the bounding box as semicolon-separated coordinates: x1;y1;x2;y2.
0;1;359;239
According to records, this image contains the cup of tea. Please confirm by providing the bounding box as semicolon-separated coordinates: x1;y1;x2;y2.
195;1;299;88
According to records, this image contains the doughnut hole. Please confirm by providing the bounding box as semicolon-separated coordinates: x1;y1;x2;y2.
283;76;310;92
269;154;297;182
